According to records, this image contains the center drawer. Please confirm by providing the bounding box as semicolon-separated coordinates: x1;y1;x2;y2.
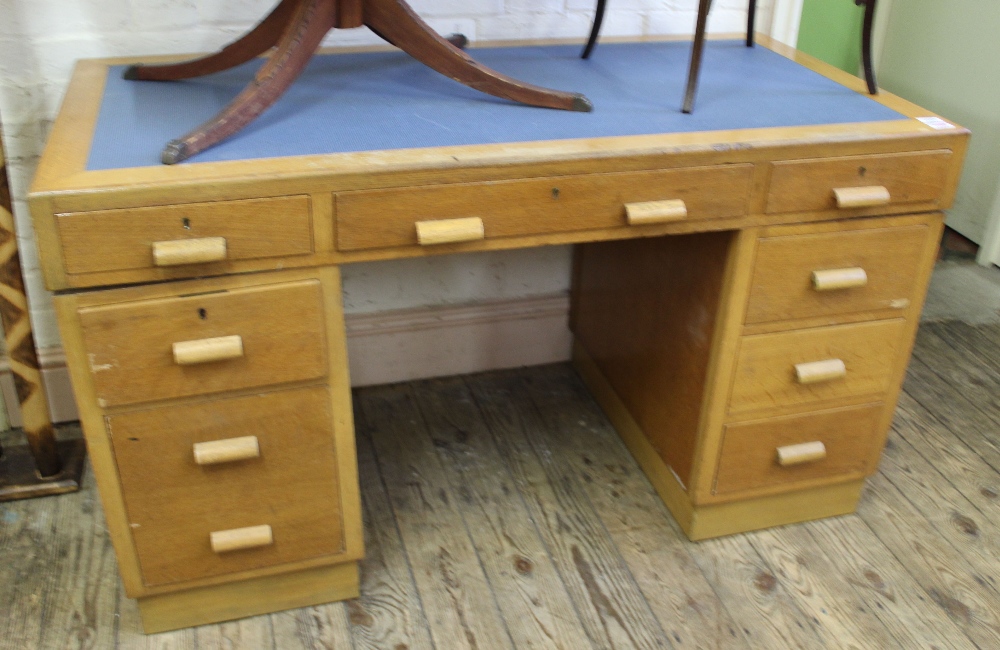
729;319;906;417
335;164;753;251
78;279;328;407
109;386;345;587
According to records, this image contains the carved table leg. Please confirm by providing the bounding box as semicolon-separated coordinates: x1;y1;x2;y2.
368;25;469;52
364;0;592;112
161;0;336;164
124;0;299;81
133;0;591;163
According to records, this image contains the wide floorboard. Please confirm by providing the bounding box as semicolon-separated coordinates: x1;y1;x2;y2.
3;321;999;649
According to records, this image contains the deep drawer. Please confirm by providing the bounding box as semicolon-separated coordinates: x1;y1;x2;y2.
58;196;313;274
109;386;344;587
745;222;932;325
336;165;753;251
729;319;906;417
714;402;884;495
78;279;327;407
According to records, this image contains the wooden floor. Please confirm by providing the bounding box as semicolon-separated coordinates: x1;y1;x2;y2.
3;319;1000;649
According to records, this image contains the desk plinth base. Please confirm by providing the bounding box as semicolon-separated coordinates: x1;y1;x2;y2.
136;561;359;634
572;340;864;541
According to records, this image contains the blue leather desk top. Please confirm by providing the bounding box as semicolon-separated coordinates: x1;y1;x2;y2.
88;40;905;170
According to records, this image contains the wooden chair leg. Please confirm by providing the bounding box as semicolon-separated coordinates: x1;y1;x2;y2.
747;0;757;47
857;0;879;94
683;0;714;114
581;0;607;59
124;0;299;81
161;0;335;164
364;0;591;112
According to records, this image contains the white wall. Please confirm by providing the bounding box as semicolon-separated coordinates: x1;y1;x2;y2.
878;0;1000;267
0;0;775;359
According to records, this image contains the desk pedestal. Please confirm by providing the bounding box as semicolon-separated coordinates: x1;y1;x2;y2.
571;215;943;540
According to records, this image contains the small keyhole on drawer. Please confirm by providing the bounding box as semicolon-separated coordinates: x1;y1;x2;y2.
858;166;867;177
128;437;138;442
551;188;560;199
182;218;191;229
198;308;207;320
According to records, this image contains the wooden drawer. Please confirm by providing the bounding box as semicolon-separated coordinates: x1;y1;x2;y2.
766;151;952;214
745;222;933;325
79;279;327;407
336;164;753;251
729;319;906;417
714;402;884;495
109;386;344;587
58;196;313;274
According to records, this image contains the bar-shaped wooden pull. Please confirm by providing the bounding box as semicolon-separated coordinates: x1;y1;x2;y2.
193;435;260;466
833;186;890;209
172;335;244;366
795;358;847;385
812;267;868;291
776;441;827;467
415;217;485;245
210;524;273;553
152;237;227;266
625;199;688;225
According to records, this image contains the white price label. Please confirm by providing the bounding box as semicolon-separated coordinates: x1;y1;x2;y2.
916;116;956;130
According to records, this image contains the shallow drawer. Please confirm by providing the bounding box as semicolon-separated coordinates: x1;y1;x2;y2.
58;196;313;274
79;279;327;407
745;223;932;325
714;402;884;495
109;386;344;587
766;151;952;214
729;319;906;417
336;165;753;251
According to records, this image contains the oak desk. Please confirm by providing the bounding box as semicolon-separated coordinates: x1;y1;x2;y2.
29;38;968;633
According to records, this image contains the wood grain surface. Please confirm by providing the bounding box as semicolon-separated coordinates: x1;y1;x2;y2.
5;316;1000;647
77;279;327;407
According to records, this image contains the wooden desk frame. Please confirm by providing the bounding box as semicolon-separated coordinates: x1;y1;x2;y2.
29;36;969;632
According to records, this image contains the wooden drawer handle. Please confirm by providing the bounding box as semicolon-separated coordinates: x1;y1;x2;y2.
210;525;273;553
173;335;244;366
152;237;227;266
795;358;847;384
625;199;688;225
777;441;827;467
833;186;890;209
193;435;260;466
812;267;868;291
415;217;485;245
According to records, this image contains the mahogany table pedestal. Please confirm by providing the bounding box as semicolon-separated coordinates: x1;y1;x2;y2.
126;0;593;164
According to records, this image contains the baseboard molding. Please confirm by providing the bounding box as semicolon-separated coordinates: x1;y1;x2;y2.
1;295;573;426
345;294;572;387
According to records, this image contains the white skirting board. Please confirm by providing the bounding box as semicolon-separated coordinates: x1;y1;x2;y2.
0;294;573;427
